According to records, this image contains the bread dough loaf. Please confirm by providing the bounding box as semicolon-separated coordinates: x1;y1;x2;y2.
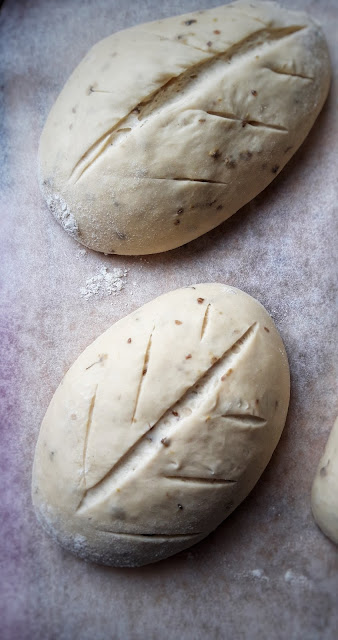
38;1;330;255
311;417;338;545
32;283;290;566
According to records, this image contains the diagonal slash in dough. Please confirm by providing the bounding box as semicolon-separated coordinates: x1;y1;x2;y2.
69;26;306;183
82;386;97;491
77;321;264;513
96;530;203;539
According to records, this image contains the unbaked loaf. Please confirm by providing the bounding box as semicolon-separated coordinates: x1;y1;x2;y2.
311;416;338;545
32;283;290;566
38;1;330;255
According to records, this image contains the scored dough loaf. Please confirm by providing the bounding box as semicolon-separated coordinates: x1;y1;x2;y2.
38;1;331;255
311;416;338;545
32;283;290;566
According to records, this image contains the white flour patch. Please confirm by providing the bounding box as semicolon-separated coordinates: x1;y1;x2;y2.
73;534;87;551
234;568;269;582
80;266;128;300
284;569;310;587
251;569;269;581
46;193;79;237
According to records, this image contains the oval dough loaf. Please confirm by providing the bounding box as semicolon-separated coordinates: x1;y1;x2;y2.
38;1;330;255
32;283;290;566
311;416;338;545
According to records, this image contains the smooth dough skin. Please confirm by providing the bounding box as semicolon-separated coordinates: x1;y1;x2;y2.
38;1;330;255
311;417;338;545
32;284;290;567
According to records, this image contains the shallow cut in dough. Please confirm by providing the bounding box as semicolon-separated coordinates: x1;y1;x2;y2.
32;283;290;566
311;417;338;545
38;1;330;255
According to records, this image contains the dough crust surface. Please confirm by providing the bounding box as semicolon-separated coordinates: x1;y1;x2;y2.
39;1;330;254
311;417;338;545
32;283;290;566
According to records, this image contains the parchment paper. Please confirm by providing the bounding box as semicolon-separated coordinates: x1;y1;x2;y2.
1;1;337;639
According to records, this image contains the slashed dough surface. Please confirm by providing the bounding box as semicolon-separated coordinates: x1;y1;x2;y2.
39;1;330;254
32;283;290;566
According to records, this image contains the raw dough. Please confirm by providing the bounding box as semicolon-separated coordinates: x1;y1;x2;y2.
38;0;331;255
32;283;290;566
311;416;338;545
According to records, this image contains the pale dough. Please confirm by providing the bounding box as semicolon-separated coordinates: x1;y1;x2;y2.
32;283;290;566
38;1;330;254
311;416;338;545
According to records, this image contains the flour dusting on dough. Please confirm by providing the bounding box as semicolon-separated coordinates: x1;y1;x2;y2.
46;193;78;237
